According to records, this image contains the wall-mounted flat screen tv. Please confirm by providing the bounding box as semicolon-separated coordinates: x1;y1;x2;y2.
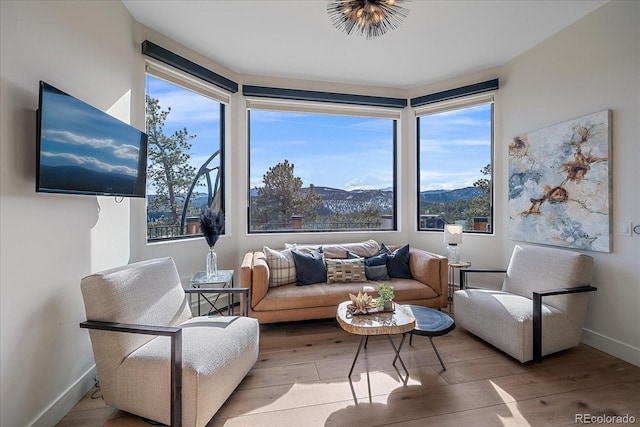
36;81;148;198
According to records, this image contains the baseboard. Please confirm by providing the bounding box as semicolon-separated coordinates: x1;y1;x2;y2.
582;328;640;367
30;365;97;427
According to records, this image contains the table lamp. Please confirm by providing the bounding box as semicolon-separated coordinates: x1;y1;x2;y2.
444;224;463;263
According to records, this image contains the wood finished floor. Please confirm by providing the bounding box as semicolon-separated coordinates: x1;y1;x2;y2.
58;318;640;427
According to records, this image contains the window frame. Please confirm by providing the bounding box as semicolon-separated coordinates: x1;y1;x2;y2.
245;98;400;234
415;94;495;234
144;60;229;242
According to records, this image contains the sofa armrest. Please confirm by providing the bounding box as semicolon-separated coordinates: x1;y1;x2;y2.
532;285;597;362
80;321;182;427
409;248;448;304
247;251;269;308
240;251;253;295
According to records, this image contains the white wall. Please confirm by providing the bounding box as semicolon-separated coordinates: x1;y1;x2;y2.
0;1;142;426
500;0;640;364
1;1;638;426
407;1;640;365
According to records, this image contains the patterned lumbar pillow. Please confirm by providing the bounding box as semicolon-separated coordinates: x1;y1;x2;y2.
263;246;297;287
326;258;366;283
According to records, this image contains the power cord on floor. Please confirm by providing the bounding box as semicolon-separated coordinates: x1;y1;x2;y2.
90;374;103;400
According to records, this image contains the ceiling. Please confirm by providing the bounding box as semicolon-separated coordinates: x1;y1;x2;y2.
122;0;608;90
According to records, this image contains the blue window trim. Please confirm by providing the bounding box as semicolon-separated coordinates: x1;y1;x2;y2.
243;85;407;109
410;79;498;108
142;40;238;93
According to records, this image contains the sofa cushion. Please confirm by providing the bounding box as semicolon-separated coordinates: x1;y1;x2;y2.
326;258;366;283
364;252;390;281
252;278;438;312
381;243;413;279
287;239;380;259
263;246;297;287
292;249;327;285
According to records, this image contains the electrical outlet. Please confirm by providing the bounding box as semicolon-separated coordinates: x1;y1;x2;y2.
619;222;632;236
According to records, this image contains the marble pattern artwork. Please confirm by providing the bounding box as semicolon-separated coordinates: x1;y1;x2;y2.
508;110;610;252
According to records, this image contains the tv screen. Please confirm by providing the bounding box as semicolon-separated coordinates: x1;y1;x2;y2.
36;81;148;198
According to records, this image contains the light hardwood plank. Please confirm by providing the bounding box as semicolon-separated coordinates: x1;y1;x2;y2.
58;319;640;427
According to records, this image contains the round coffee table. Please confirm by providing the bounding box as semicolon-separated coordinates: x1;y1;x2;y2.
396;305;455;370
336;301;415;377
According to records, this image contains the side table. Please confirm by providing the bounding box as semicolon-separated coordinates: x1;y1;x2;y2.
190;270;234;316
448;261;470;313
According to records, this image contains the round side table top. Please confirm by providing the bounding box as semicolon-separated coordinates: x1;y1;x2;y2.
403;305;455;337
336;301;416;336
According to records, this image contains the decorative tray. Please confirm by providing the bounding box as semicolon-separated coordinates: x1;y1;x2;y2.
347;303;395;316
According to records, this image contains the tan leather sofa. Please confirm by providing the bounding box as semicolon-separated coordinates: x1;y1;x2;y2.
241;245;448;323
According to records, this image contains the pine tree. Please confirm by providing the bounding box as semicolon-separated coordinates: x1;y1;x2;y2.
145;95;197;226
253;160;322;228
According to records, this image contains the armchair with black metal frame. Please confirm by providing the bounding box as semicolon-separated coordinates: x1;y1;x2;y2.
80;258;258;427
454;245;597;363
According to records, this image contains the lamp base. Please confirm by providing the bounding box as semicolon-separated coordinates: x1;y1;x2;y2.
446;244;460;264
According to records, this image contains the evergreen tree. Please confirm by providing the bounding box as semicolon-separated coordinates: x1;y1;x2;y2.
145;96;197;226
468;163;492;223
253;160;322;227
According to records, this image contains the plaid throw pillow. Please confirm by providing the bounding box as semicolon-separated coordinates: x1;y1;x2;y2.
263;246;297;287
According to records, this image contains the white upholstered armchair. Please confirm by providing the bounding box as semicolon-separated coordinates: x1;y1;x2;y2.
453;245;596;363
80;257;259;427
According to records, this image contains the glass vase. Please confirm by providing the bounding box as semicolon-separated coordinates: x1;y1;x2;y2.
446;244;460;264
206;247;218;278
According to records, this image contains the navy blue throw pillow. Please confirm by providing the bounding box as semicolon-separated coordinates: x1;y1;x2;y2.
364;253;390;281
380;243;413;279
291;250;327;285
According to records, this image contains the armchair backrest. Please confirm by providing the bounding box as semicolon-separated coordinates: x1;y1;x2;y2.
502;245;594;314
80;257;192;398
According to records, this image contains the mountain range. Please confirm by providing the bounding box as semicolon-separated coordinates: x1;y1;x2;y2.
148;186;482;219
250;186;481;215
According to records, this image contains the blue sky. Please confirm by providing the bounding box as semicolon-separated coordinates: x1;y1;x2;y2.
249;110;394;191
419;103;492;191
40;83;143;177
147;76;491;193
146;75;221;193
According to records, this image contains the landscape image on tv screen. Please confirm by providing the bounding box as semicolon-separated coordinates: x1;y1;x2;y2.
37;82;147;197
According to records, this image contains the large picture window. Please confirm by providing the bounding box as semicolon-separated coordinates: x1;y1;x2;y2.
417;99;493;233
248;107;397;233
145;68;225;241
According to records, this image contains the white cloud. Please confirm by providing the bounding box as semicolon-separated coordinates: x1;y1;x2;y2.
44;130;115;149
44;129;139;160
41;151;138;176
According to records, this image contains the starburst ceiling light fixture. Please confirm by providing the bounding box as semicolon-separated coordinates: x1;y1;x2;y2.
327;0;410;39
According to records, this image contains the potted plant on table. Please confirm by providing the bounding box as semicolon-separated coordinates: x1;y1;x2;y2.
376;283;395;311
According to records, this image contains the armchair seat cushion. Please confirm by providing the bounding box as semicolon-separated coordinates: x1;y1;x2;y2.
116;316;259;427
455;289;581;363
81;257;260;427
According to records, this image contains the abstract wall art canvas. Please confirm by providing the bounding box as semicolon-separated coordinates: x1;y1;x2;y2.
508;110;611;252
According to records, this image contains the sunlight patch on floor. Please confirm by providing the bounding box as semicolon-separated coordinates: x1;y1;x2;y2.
490;380;532;426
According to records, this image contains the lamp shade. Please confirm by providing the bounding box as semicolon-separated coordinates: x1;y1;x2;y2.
444;224;463;245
